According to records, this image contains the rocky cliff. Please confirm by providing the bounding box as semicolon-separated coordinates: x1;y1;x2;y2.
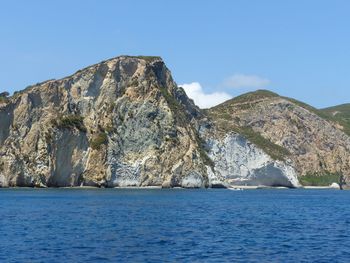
0;56;210;187
2;57;347;188
321;103;350;136
208;90;350;186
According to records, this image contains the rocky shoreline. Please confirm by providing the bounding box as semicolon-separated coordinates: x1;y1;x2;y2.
0;184;343;190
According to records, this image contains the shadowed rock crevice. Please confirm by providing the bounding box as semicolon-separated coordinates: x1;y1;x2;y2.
0;104;14;145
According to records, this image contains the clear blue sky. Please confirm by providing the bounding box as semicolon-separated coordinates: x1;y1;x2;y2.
1;0;349;108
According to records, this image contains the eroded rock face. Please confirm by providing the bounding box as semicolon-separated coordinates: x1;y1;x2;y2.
202;130;300;187
0;57;302;188
0;56;208;187
208;91;350;184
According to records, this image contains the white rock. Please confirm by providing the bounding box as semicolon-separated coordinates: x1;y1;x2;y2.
330;182;340;189
206;133;300;188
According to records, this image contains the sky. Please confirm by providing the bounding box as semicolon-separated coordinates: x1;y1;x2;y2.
1;0;350;109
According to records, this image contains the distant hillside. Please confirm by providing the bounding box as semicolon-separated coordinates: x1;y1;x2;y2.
321;104;350;136
0;57;301;188
211;89;350;137
207;89;350;186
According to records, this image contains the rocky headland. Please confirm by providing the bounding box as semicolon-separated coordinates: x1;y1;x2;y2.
0;56;348;188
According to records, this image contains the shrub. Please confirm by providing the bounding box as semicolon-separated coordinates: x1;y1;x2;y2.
299;172;342;186
194;133;215;168
0;91;9;97
0;91;9;103
90;132;108;150
133;56;161;62
129;77;139;87
104;125;114;133
235;126;290;161
54;115;87;132
0;97;8;103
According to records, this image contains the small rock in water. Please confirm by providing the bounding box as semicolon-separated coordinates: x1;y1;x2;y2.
330;182;340;189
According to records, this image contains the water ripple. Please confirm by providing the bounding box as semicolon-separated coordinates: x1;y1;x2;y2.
0;188;350;262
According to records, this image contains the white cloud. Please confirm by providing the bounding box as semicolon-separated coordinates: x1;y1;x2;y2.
223;74;270;89
180;82;232;109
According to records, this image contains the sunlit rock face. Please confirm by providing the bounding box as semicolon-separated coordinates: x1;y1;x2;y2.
208;90;350;185
205;133;299;187
0;56;302;188
0;56;208;187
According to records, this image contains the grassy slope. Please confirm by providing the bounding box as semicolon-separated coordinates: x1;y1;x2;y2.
211;89;350;136
323;103;350;115
321;104;350;136
213;89;279;108
298;172;342;186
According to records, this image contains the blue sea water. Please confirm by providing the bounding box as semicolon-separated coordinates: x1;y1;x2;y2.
1;188;350;263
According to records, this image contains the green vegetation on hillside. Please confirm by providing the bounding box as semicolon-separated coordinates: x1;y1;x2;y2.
159;86;180;111
194;133;215;168
210;89;350;137
207;114;291;161
133;56;161;62
226;89;278;104
0;91;9;103
323;103;350;116
0;91;9;97
120;56;161;62
233;126;290;161
159;86;188;126
321;104;350;136
215;89;335;126
90;132;108;150
0;97;8;103
52;115;87;132
207;90;291;161
211;90;278;111
207;89;350;161
159;85;214;168
299;172;342;186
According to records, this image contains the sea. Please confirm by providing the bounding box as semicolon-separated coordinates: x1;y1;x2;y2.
1;188;350;263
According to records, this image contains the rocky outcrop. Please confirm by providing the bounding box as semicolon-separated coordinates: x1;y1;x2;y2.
203;132;299;187
208;90;350;184
0;56;209;187
3;57;335;188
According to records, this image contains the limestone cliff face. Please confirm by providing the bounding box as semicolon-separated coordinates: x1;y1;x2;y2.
0;57;301;188
0;56;208;187
208;90;350;184
203;131;299;187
